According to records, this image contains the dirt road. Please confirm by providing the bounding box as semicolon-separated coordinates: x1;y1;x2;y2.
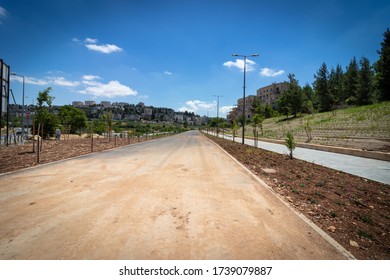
0;131;351;259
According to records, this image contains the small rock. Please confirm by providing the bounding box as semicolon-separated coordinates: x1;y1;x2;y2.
286;196;293;203
349;240;359;248
327;226;336;233
369;205;374;209
262;168;276;174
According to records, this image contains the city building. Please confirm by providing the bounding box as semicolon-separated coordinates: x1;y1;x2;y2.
84;100;96;106
72;101;84;107
227;106;238;122
237;95;258;120
256;82;288;108
227;82;289;122
100;101;111;108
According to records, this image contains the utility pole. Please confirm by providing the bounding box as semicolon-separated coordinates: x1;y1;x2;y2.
232;54;259;144
213;95;223;136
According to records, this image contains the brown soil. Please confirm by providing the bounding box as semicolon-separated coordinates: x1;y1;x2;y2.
0;135;155;174
1;132;389;259
205;134;390;260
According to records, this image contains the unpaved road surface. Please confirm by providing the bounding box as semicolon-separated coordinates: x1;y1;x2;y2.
0;131;349;259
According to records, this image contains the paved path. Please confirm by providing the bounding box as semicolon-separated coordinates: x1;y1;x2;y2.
207;132;390;185
0;131;349;259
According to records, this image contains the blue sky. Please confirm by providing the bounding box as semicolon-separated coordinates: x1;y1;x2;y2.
1;0;389;117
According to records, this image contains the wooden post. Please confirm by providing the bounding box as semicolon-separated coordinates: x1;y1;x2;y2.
36;136;40;164
32;119;35;153
91;133;93;152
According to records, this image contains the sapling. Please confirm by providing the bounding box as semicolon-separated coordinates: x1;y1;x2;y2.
285;131;296;159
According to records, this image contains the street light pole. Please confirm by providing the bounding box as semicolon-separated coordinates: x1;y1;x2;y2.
11;72;25;141
213;94;223;136
232;54;259;144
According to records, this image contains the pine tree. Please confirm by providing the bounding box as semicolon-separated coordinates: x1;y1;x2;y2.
302;84;316;113
286;73;304;117
328;64;345;108
313;63;331;112
358;56;374;105
276;92;289;118
375;28;390;101
344;57;359;105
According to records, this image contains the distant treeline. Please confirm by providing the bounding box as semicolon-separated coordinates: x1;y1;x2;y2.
275;28;390;118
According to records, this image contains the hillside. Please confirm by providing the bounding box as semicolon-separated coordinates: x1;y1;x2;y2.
244;102;390;152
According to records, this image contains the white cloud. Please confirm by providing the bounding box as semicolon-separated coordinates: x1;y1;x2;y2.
84;38;98;44
219;106;234;114
79;80;137;98
0;6;8;24
11;71;137;98
12;75;80;87
82;75;101;81
178;100;216;113
223;59;256;72
259;68;285;77
82;75;101;86
11;75;48;86
84;38;123;54
50;77;80;87
164;71;172;75
85;43;123;54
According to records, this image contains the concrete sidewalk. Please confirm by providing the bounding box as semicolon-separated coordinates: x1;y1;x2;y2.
205;131;390;185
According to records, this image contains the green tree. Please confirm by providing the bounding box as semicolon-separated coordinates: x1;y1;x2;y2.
101;111;114;141
375;28;390;101
357;56;374;105
35;87;58;138
251;113;264;146
58;105;87;134
313;63;331;112
264;104;276;118
37;87;54;107
344;57;359;105
302;84;316;113
90;119;106;135
328;64;344;107
231;120;240;143
286;73;304;117
276;91;290;117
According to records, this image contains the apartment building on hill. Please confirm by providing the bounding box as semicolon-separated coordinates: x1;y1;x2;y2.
227;82;288;122
256;82;288;108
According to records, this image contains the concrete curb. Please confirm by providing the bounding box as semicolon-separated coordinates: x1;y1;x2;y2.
201;132;356;260
257;137;390;162
207;131;390;161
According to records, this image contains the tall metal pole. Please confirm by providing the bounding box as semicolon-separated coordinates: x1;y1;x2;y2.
213;94;223;136
213;94;223;119
11;72;26;140
242;57;246;144
22;76;25;140
232;54;259;145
